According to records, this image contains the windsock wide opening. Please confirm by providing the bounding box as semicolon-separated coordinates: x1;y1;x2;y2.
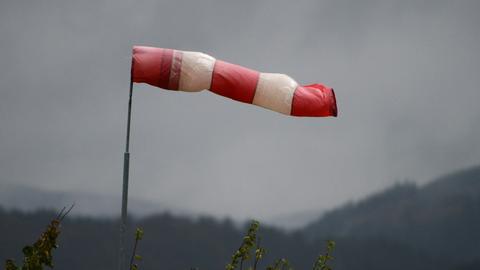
331;88;338;117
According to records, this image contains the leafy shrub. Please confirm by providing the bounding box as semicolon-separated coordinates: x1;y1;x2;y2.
226;220;335;270
4;205;73;270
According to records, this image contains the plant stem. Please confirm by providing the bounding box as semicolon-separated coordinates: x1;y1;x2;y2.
129;235;139;270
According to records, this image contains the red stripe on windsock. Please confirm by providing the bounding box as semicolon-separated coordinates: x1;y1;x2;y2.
291;84;338;117
210;60;259;104
168;50;183;90
158;48;173;89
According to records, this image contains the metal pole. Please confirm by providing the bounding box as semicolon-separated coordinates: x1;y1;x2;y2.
119;72;134;270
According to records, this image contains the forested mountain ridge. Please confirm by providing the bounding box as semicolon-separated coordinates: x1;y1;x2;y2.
303;166;480;265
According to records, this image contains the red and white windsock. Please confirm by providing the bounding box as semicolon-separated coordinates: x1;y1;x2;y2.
131;46;337;117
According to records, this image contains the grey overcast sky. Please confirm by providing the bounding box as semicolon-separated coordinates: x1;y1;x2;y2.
0;0;479;222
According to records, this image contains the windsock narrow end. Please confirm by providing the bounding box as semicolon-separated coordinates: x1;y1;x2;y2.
291;84;338;117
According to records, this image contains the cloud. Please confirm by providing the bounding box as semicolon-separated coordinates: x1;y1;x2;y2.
1;0;479;222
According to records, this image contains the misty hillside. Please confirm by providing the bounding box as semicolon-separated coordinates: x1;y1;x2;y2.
0;183;315;228
303;165;480;265
0;182;192;218
0;207;447;270
2;166;480;270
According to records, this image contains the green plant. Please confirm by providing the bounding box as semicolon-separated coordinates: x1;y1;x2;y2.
253;237;265;270
266;258;291;270
226;220;259;270
4;205;74;270
312;240;335;270
129;228;144;270
226;221;335;270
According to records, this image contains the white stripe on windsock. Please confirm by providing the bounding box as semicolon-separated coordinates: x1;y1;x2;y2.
179;51;216;92
253;73;297;115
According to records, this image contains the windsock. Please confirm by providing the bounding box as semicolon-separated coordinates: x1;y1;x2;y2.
131;46;337;117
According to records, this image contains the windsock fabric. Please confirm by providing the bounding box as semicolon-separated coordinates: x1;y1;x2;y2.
132;46;337;117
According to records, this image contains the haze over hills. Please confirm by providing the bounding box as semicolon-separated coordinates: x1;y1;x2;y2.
2;165;480;269
0;182;324;228
267;208;326;230
0;183;297;229
0;182;185;218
